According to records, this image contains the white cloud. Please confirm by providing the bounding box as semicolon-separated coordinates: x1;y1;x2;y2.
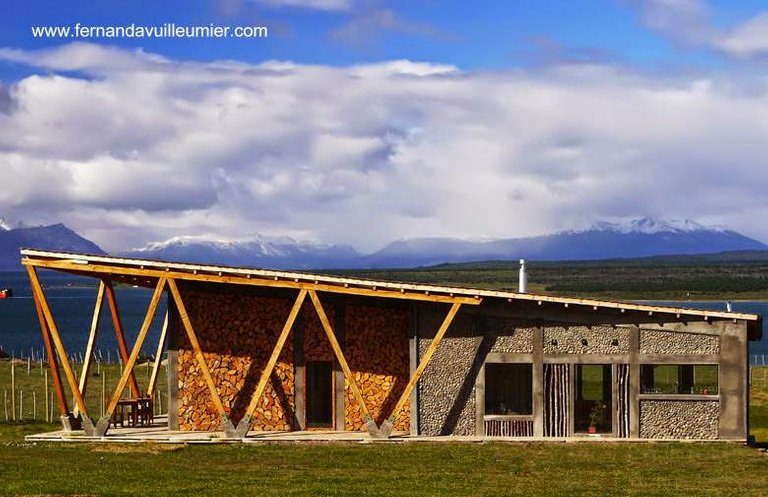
248;0;353;11
1;43;768;251
635;0;768;58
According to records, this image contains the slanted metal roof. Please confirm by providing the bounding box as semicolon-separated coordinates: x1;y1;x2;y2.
20;248;762;339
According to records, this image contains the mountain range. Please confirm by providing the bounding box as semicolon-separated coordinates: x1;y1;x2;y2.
122;217;767;269
0;222;106;271
1;217;766;270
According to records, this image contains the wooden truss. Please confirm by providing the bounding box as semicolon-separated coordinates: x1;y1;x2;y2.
24;255;479;438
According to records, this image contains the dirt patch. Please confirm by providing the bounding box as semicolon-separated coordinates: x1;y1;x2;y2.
89;443;185;455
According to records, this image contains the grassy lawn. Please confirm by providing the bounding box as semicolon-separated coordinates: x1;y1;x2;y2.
0;430;767;496
0;369;763;496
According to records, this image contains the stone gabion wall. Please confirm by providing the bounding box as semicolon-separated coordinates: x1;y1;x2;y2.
639;400;719;439
639;329;719;355
543;325;630;355
418;312;486;436
343;305;410;432
488;322;534;354
177;290;295;432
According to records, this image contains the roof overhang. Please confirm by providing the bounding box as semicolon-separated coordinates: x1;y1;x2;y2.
20;248;763;341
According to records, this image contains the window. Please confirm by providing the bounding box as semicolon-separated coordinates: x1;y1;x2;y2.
574;364;612;433
640;365;718;395
485;363;533;416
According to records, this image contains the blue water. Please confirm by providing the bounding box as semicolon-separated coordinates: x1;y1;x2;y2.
0;271;166;359
1;270;767;357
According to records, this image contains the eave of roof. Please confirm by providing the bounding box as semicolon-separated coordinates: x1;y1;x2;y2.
19;248;763;340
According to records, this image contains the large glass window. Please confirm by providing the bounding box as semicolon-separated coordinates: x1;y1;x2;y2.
485;363;533;416
640;365;718;395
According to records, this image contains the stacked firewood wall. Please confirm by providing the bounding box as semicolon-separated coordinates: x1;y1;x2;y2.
177;290;295;432
344;305;410;432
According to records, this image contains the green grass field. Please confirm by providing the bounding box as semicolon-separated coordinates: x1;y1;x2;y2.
0;359;169;422
333;256;768;300
0;365;765;496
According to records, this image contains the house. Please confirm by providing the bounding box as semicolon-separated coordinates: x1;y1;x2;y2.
21;248;762;441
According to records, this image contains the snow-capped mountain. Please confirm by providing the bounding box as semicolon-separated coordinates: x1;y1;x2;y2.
121;234;360;270
583;217;724;235
0;218;11;231
119;217;767;269
362;217;767;268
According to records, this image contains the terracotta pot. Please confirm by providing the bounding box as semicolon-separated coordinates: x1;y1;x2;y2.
588;425;597;434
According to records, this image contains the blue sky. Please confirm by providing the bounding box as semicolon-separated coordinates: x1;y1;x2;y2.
2;0;768;251
3;0;767;71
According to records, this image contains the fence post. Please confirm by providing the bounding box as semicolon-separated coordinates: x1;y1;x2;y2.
44;369;50;423
11;361;15;422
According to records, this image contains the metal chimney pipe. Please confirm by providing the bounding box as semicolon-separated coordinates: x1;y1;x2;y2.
519;259;527;293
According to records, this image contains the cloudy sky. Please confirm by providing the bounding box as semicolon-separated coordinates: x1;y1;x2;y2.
2;0;768;252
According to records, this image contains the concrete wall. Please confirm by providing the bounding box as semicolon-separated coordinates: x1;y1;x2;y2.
415;301;749;441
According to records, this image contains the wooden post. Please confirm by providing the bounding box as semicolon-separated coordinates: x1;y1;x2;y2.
95;277;166;436
74;281;105;416
44;370;50;423
147;312;169;398
166;278;233;434
233;289;307;437
31;286;68;417
27;266;93;432
104;280;141;398
307;290;380;436
379;302;462;437
10;361;16;422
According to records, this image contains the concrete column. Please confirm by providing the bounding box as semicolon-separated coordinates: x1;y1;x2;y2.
718;322;748;440
409;303;420;436
166;296;180;431
334;304;346;431
294;311;305;431
532;327;544;437
629;326;639;438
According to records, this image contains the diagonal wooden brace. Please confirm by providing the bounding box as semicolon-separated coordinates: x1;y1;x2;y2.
379;302;462;438
95;278;166;436
27;266;95;434
232;289;307;438
104;280;141;398
166;278;235;436
74;281;105;417
32;287;69;417
146;311;169;398
308;289;381;437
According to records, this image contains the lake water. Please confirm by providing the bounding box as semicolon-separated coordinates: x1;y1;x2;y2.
0;271;166;359
1;270;767;358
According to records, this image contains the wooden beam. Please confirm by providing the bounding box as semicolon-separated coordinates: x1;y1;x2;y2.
95;278;166;436
233;289;307;437
103;280;141;398
74;280;105;416
379;302;462;437
308;290;380;436
22;258;481;306
26;266;93;432
31;285;68;417
146;311;169;398
166;278;233;433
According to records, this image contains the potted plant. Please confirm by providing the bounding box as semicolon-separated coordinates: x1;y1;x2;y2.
588;401;606;434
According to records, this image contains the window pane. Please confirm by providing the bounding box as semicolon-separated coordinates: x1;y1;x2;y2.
640;364;718;394
485;363;533;415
